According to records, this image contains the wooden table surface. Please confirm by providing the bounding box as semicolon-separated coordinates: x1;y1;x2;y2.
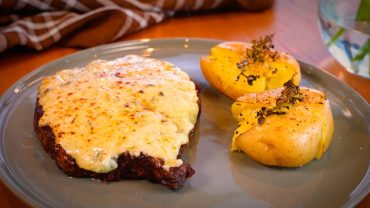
0;0;369;207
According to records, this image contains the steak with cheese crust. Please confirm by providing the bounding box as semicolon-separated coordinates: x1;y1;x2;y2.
33;55;200;190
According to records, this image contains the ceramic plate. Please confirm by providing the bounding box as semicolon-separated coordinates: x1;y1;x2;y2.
0;38;369;208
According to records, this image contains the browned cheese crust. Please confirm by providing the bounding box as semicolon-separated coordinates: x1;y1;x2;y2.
33;84;201;190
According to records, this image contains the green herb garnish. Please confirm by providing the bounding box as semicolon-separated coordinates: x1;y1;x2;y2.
256;79;303;125
236;34;279;84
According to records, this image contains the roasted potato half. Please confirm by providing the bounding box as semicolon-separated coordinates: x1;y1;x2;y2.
200;40;301;100
231;83;334;167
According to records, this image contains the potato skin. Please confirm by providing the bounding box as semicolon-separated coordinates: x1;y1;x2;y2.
231;87;334;167
200;41;301;100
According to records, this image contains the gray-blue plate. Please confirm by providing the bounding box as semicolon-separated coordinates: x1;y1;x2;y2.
0;38;369;208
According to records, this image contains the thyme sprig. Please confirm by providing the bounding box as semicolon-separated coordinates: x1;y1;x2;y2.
236;34;279;85
257;79;303;125
249;34;279;63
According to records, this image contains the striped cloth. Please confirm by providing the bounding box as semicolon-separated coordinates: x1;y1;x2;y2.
0;0;235;53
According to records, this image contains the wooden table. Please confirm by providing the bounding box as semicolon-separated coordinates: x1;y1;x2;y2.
0;0;369;207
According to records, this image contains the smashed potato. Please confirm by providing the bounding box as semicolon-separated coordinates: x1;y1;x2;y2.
200;36;301;100
231;81;334;167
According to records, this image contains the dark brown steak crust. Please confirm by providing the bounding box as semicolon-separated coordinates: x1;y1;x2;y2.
33;86;200;190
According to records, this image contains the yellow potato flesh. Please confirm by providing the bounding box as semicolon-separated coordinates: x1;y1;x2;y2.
200;41;301;100
231;88;334;167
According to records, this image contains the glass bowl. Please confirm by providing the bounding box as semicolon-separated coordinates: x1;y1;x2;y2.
318;0;370;79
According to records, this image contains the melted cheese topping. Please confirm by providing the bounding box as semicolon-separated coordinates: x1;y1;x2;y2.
38;55;199;173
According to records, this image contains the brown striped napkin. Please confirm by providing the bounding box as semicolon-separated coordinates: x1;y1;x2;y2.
0;0;273;53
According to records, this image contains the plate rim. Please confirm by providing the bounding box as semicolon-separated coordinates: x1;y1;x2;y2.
0;37;369;208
